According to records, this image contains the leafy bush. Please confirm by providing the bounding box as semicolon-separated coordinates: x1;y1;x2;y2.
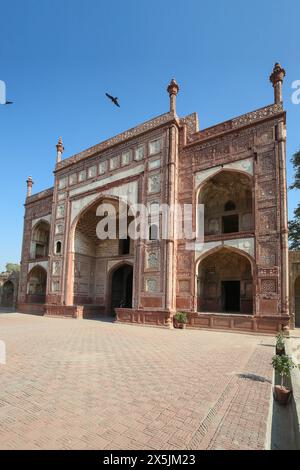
174;312;188;324
276;332;285;349
272;355;296;387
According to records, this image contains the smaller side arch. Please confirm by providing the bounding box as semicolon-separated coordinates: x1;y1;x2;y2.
31;220;50;260
1;280;14;307
195;244;256;275
195;245;255;315
194;169;254;238
195;168;253;202
31;218;51;234
27;265;47;304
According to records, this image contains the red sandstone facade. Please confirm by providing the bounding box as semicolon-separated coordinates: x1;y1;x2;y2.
18;64;290;333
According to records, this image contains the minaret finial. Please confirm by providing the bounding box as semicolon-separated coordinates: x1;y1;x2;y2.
269;63;286;104
26;176;33;198
56;136;64;163
167;78;179;114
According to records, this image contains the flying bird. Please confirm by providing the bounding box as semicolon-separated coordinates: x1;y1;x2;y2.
4;101;13;105
105;93;120;107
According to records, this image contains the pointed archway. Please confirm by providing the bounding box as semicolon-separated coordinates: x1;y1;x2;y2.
27;266;47;304
197;247;253;314
68;196;135;316
198;170;253;236
31;220;50;259
1;280;14;307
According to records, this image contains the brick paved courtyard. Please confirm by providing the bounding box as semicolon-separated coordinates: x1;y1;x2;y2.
0;312;274;450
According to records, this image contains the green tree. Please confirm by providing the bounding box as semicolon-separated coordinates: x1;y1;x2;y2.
5;263;20;273
288;150;300;250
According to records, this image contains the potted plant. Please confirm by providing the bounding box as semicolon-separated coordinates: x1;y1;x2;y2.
275;331;285;356
271;354;296;405
173;311;188;329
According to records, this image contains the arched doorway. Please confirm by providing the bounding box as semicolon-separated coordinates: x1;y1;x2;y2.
110;264;133;312
295;276;300;327
27;266;47;303
1;280;14;307
197;248;253;314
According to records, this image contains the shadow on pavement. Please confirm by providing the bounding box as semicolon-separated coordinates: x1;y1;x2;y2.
83;315;115;323
236;372;272;384
0;308;17;314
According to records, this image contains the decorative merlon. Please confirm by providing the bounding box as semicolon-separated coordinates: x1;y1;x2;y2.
187;102;284;144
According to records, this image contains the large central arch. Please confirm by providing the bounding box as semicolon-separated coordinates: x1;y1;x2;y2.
67;196;135;316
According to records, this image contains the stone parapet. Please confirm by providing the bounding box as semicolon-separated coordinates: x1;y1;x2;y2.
115;308;171;327
44;304;83;319
17;302;44;315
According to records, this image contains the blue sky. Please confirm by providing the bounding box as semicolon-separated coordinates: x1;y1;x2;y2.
0;0;299;271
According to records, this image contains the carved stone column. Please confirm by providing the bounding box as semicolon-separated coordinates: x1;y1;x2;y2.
277;119;289;316
165;124;179;326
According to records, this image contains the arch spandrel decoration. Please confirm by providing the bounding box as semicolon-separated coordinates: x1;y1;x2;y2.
31;214;51;229
70;180;139;227
195;238;255;264
107;259;133;273
194;157;253;191
28;260;48;273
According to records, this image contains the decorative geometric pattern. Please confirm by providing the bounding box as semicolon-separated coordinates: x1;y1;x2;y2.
146;278;158;292
52;261;61;276
56;204;65;219
146;251;159;269
261;279;276;293
88;166;97;178
148;174;161;194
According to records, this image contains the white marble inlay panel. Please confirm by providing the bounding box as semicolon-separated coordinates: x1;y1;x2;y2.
195;158;253;189
31;214;51;227
70;180;139;226
69;163;144;198
194;237;254;260
107;259;133;273
28;260;48;272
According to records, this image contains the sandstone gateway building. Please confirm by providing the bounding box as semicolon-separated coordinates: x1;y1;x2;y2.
18;63;290;333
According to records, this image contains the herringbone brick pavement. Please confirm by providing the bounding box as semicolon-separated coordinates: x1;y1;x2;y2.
0;312;274;449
